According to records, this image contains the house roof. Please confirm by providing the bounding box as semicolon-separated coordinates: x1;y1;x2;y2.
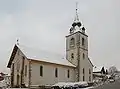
93;66;107;72
7;44;76;68
93;66;102;72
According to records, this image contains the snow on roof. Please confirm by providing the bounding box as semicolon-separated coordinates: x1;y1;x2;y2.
93;66;102;72
17;45;76;67
93;66;108;73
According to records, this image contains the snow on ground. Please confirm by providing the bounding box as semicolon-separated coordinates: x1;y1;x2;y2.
77;86;94;89
53;81;88;87
0;80;6;87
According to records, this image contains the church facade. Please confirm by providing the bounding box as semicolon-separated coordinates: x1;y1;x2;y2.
7;9;93;88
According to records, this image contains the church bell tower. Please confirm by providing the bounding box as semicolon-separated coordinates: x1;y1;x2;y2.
66;3;88;81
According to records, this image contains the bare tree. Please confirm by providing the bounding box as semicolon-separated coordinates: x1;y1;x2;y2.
109;66;118;74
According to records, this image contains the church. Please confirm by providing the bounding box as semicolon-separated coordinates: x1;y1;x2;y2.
7;7;93;88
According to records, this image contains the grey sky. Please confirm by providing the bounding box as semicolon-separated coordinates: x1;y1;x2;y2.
0;0;120;73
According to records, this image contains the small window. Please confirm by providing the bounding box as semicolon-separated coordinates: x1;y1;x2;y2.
55;68;58;78
82;38;85;46
89;69;91;74
40;66;43;77
22;56;25;60
89;76;91;81
17;75;19;86
83;76;85;81
67;69;70;78
25;65;27;76
70;37;75;47
83;53;85;59
83;68;85;74
71;53;74;59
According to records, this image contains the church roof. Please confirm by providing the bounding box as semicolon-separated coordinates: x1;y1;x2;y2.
7;44;76;68
88;58;94;67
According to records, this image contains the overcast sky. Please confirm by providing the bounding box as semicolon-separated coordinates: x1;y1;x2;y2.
0;0;120;73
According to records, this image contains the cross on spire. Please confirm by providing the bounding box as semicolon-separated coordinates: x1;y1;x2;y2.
70;2;84;34
16;38;19;45
74;2;79;22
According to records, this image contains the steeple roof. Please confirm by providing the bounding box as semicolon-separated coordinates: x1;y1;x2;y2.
69;3;86;34
74;2;79;23
72;2;82;27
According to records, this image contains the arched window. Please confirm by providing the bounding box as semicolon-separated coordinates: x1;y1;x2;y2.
83;68;85;81
22;56;25;60
17;75;19;86
89;76;91;81
25;65;27;76
83;53;85;59
67;69;70;78
83;68;85;74
83;76;85;81
40;66;43;77
89;69;91;74
70;37;75;47
71;53;74;59
55;68;58;78
82;38;85;46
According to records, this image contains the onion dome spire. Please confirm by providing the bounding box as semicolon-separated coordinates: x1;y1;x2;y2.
74;2;79;22
72;2;82;28
70;2;82;34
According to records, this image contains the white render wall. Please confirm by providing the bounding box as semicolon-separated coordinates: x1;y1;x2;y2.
66;32;79;66
30;61;75;86
66;31;93;82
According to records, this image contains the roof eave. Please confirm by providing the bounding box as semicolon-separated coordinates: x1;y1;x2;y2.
88;58;94;67
29;58;76;68
66;31;88;38
7;44;18;68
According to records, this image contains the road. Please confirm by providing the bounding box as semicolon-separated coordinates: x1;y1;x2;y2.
93;79;120;89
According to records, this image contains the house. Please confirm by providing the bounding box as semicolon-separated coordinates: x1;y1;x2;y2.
93;67;107;82
7;8;93;88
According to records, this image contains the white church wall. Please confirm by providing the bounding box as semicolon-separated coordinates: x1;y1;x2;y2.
23;58;29;87
66;32;80;66
30;61;75;86
79;47;93;82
